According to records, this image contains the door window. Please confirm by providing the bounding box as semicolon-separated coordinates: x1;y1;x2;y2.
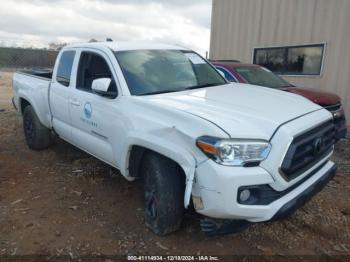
56;51;76;86
76;52;117;97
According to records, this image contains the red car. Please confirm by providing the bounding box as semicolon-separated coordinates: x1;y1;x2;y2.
212;60;347;140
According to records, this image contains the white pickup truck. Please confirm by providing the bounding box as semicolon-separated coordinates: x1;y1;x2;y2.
12;42;337;235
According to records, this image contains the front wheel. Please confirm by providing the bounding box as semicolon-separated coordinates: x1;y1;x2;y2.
142;152;185;235
23;105;53;150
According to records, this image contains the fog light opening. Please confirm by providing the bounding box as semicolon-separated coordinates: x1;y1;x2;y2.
239;189;251;202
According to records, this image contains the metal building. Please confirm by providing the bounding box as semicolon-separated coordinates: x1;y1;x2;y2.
210;0;350;121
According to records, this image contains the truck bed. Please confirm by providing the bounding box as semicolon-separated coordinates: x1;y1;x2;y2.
19;68;53;80
12;70;52;129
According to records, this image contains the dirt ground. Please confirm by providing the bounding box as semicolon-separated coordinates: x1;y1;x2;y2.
0;71;350;259
0;71;14;111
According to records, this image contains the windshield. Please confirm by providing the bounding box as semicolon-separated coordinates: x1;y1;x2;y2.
115;50;227;95
233;66;292;88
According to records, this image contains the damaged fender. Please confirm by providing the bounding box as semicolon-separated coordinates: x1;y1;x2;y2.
120;129;198;208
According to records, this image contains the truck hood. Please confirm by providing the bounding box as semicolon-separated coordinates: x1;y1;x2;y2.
142;83;322;140
279;86;340;106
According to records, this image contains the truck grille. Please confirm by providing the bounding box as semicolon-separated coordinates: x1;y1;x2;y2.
280;120;335;181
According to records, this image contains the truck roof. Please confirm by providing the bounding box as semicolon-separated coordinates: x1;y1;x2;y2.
65;41;190;52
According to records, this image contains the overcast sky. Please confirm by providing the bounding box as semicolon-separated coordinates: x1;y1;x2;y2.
0;0;212;55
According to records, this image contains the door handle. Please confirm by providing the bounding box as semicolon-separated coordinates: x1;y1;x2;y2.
69;99;81;107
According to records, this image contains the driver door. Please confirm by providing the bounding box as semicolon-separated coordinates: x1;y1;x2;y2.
69;50;119;165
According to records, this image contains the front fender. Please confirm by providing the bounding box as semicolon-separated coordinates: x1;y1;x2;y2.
120;131;198;208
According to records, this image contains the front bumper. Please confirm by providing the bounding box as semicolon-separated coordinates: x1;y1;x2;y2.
192;159;336;222
270;164;336;221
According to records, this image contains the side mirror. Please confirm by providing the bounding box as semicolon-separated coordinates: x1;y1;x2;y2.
91;78;117;98
92;78;111;93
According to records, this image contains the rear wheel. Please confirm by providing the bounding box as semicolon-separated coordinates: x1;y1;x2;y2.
142;152;185;235
23;105;53;150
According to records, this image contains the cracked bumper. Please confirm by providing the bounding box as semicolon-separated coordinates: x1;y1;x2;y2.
193;160;336;222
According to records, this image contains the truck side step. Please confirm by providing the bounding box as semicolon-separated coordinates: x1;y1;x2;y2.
200;218;251;236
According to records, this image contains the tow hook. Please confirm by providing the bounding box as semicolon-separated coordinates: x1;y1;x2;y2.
200;218;251;236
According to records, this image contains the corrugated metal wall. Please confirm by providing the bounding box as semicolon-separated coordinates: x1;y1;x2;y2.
210;0;350;121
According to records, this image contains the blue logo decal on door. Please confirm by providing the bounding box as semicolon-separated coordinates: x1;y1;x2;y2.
84;102;92;119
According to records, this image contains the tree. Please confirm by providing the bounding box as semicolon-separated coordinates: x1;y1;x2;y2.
48;42;67;51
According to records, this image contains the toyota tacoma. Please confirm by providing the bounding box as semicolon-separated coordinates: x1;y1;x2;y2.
12;42;337;235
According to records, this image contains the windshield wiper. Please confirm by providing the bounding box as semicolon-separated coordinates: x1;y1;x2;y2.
139;83;224;96
139;89;181;96
184;83;223;90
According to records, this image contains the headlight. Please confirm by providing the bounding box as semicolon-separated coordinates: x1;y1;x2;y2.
196;136;271;166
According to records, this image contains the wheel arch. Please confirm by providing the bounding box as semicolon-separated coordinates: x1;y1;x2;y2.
127;145;186;180
19;97;31;114
121;136;197;208
17;94;51;128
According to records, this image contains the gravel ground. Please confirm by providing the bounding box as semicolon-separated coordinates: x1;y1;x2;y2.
0;71;349;259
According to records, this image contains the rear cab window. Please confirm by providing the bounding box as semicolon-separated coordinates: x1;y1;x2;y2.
56;50;76;87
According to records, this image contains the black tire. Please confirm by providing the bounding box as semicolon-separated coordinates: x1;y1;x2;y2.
142;152;185;235
23;105;52;150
